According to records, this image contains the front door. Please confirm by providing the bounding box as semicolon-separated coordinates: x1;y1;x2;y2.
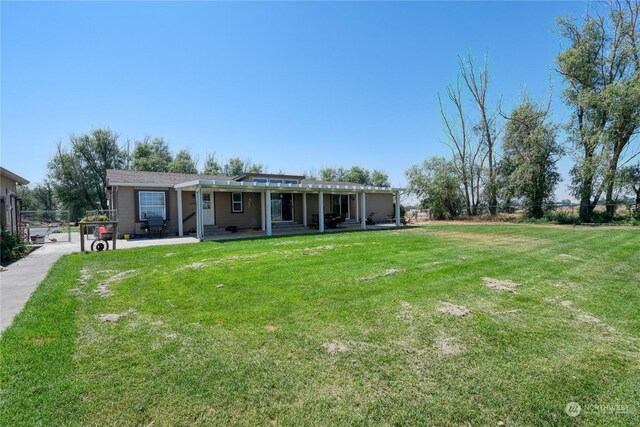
271;193;294;222
202;191;215;225
330;194;350;219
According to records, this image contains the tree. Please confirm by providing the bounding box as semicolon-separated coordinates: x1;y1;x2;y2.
344;166;371;184
319;167;347;182
49;128;127;217
132;137;172;172
405;157;462;219
459;53;501;214
226;157;264;176
202;153;223;175
500;99;562;218
370;170;391;187
438;80;485;216
556;1;640;220
617;162;640;207
18;180;58;212
318;166;390;186
168;149;198;174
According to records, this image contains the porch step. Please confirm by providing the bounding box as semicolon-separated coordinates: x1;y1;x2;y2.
271;223;308;231
204;225;231;236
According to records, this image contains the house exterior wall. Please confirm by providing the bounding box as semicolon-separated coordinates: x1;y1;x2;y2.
113;185;396;237
213;191;261;230
0;173;19;234
364;193;394;223
181;191;197;234
116;186;178;237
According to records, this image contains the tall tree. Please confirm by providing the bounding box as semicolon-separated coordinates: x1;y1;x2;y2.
556;0;640;220
438;81;485;216
319;167;347;182
370;170;391;187
405;157;462;219
202;153;223;175
49;129;127;217
500;98;562;218
344;166;371;184
226;157;264;176
168;149;198;174
132;137;172;172
459;53;501;214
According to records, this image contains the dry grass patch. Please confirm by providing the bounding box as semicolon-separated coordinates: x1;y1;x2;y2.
483;277;520;293
430;230;547;249
435;335;465;356
95;309;135;323
180;262;207;270
322;342;349;354
558;253;582;261
357;268;405;282
437;302;470;317
94;270;136;298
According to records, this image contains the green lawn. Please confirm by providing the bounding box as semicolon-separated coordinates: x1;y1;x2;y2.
1;224;639;426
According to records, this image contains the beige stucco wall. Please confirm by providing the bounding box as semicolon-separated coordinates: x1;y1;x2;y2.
115;186;177;236
214;191;262;230
363;193;395;223
0;173;19;233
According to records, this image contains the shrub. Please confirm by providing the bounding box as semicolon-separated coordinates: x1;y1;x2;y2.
1;229;30;264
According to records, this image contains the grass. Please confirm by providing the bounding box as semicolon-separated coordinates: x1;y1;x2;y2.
1;223;639;426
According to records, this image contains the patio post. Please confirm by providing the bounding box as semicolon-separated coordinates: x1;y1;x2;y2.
355;192;359;222
361;192;367;230
195;186;204;240
395;191;401;227
266;190;272;236
302;193;307;227
318;191;325;232
177;189;184;237
260;192;266;231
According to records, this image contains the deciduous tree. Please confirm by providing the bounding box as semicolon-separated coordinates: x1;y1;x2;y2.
132;137;172;172
500;98;562;218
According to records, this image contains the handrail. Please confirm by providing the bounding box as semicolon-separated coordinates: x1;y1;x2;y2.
182;212;196;223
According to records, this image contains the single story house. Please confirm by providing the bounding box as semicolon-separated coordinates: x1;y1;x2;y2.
0;167;30;235
105;170;404;239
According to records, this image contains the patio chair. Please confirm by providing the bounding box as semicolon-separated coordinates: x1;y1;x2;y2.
143;216;166;238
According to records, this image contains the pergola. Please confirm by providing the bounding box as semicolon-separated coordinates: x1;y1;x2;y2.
173;179;404;240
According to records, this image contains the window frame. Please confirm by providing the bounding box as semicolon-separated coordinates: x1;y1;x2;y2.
136;190;168;221
231;192;243;213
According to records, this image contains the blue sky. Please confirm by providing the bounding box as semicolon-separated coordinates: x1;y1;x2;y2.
2;1;588;199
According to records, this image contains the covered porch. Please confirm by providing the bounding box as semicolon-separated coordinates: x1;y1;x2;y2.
173;179;403;240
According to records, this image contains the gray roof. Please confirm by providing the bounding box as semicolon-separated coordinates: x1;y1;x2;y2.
106;169;228;186
106;169;390;189
301;179;366;187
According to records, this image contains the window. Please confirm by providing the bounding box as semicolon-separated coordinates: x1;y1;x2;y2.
139;191;166;220
202;193;211;209
269;179;283;184
232;192;243;213
284;179;299;184
253;178;268;183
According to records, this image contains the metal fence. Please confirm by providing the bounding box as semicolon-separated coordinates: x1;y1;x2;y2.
19;210;71;244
